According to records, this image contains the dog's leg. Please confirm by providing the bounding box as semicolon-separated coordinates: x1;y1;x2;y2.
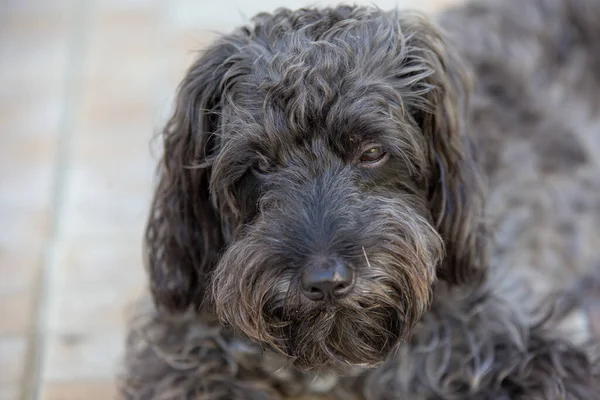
363;285;599;400
492;331;599;400
117;302;283;400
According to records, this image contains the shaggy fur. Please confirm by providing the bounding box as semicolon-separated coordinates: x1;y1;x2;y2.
119;0;600;398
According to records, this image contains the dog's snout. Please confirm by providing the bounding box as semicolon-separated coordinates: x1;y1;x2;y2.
301;258;354;301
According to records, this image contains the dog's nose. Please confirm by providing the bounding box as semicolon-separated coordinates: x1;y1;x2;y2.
301;258;354;301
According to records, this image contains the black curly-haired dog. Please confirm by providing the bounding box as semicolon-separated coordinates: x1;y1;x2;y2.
119;0;600;398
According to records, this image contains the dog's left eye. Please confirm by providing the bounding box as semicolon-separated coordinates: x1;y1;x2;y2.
359;145;387;166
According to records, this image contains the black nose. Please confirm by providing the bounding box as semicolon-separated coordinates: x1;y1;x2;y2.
301;257;354;301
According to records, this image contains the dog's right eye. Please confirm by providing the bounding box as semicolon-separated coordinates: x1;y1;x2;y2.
358;145;388;167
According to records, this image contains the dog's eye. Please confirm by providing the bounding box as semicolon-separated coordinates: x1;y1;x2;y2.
359;145;387;166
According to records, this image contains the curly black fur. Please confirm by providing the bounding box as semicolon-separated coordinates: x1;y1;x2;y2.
120;0;600;398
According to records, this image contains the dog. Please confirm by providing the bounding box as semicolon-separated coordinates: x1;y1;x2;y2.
119;0;600;398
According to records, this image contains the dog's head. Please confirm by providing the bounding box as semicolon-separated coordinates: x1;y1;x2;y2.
146;6;485;370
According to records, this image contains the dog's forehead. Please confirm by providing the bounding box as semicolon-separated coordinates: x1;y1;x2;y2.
215;9;429;169
223;65;407;164
219;74;416;170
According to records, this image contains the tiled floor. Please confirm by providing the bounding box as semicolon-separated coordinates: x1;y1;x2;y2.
0;0;461;399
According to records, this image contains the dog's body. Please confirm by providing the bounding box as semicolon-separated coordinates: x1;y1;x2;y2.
444;0;600;300
120;0;600;399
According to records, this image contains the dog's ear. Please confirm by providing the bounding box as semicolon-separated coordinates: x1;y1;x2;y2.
145;37;243;312
401;16;486;285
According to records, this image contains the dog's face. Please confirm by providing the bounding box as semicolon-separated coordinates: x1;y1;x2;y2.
146;6;484;370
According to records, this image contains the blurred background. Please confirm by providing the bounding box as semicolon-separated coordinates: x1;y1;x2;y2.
0;0;461;399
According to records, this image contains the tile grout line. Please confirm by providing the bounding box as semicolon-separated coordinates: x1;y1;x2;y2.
21;1;93;399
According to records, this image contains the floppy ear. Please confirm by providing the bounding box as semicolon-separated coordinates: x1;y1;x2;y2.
402;16;487;285
145;37;244;312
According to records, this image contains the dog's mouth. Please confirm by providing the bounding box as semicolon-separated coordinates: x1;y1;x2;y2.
212;215;439;370
262;296;407;370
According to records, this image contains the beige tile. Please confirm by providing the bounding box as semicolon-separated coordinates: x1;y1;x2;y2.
55;3;162;240
46;238;146;333
59;164;153;239
75;8;162;133
0;71;63;250
0;161;55;248
0;9;69;142
0;137;56;207
71;126;157;166
0;247;41;292
84;7;159;68
48;285;144;335
0;8;72;43
42;238;146;380
1;0;75;16
41;380;116;400
0;239;40;340
0;4;70;249
52;239;145;288
0;290;35;336
162;30;219;88
43;328;128;381
77;88;158;135
0;338;27;392
77;59;160;137
0;387;20;400
0;12;71;91
74;72;160;143
0;85;66;141
0;207;51;249
92;0;159;13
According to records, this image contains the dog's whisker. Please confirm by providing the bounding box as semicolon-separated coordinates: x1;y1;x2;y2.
362;246;372;269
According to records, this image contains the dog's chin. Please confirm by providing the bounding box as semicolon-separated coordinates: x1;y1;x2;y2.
262;300;409;372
